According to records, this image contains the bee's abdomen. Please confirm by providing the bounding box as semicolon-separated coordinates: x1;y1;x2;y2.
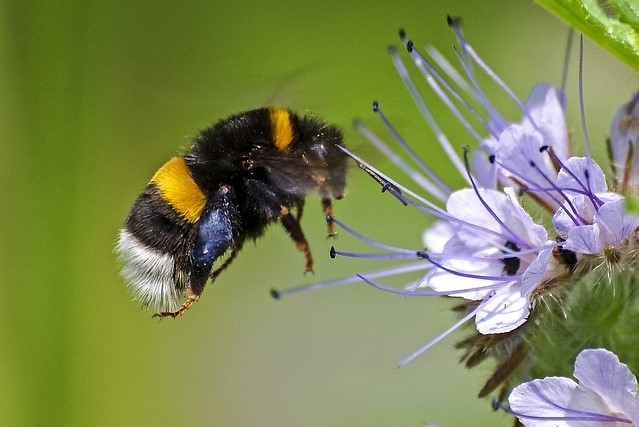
116;157;207;311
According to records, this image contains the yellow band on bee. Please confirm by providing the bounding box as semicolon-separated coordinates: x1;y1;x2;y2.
151;157;206;223
269;108;294;150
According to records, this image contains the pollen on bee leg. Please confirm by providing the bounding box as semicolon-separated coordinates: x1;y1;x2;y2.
152;288;200;319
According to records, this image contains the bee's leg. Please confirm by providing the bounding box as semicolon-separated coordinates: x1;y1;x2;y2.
322;197;336;237
280;205;314;273
210;248;238;281
154;288;200;319
295;199;305;222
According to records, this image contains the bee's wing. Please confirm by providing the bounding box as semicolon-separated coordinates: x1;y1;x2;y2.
250;154;342;196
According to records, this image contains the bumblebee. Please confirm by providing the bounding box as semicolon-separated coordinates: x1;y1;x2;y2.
116;107;346;318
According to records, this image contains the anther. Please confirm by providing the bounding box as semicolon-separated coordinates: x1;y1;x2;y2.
329;246;337;259
406;40;414;53
270;289;281;300
488;154;496;164
539;145;549;152
447;15;462;28
372;100;379;112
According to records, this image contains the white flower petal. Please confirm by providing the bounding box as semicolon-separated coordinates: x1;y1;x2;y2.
475;284;529;334
422;221;455;252
520;247;553;297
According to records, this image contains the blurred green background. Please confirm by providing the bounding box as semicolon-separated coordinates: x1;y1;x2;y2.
1;0;635;425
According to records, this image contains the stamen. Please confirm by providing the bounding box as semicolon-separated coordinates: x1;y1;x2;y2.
388;44;469;183
450;43;509;132
493;158;581;224
463;146;530;249
527;158;587;225
339;145;533;246
447;16;534;126
354;119;448;201
426;45;473;96
396;301;483;368
537;147;604;207
330;248;422;260
329;216;417;254
578;35;593;168
400;42;497;142
337;145;446;213
357;273;511;298
271;263;427;299
373;101;454;195
559;28;574;108
419;250;522;281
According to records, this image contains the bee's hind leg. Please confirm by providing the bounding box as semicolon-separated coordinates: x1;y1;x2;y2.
153;288;200;319
280;205;314;273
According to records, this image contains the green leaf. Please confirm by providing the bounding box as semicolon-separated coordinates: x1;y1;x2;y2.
536;0;639;72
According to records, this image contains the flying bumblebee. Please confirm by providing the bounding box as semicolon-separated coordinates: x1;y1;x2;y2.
116;107;347;318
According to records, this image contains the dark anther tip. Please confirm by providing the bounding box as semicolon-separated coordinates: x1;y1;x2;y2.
381;183;390;193
372;100;379;112
398;28;406;39
447;15;462;28
488;154;496;164
329;246;337;259
539;145;549;152
325;214;333;222
387;45;398;54
529;160;536;167
406;40;414;53
491;398;499;411
270;289;281;300
416;250;429;259
462;144;470;152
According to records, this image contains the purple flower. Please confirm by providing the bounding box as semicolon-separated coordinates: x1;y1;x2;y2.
505;349;639;426
552;157;639;256
423;187;551;334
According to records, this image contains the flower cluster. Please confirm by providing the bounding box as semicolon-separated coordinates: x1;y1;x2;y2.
274;16;639;425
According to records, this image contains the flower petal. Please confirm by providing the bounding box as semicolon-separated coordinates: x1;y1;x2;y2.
556;157;607;194
520;247;553;297
509;377;580;427
422;221;455;252
520;83;569;162
574;349;639;417
564;224;603;254
475;284;529;334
